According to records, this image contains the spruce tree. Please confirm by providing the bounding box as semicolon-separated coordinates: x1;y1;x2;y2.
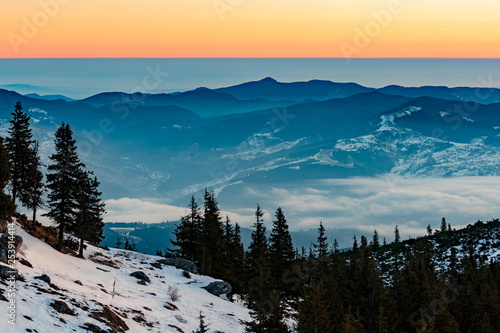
73;170;105;258
0;137;15;220
193;311;209;333
5;101;34;206
44;122;83;251
247;204;268;266
313;221;328;258
26;141;44;224
372;230;380;251
394;225;401;244
297;279;334;333
246;256;289;333
440;217;447;233
268;207;296;302
200;189;224;276
172;196;202;262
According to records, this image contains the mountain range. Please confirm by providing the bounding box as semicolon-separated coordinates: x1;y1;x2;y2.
1;77;500;237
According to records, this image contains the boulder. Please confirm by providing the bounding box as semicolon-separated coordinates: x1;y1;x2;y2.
50;300;77;316
130;271;151;284
0;264;18;280
0;234;23;265
157;258;198;274
35;274;51;284
203;281;232;297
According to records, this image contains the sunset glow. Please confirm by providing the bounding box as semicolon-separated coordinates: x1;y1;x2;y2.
2;0;500;58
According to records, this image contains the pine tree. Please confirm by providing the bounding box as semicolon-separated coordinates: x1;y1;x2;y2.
268;207;296;303
297;279;334;333
0;137;15;220
247;204;268;267
193;311;209;333
427;224;433;236
230;222;246;294
440;217;447;233
116;236;123;248
246;256;289;333
394;225;401;244
44;123;83;251
360;235;368;248
313;221;329;258
372;230;380;251
200;189;224;276
5;101;34;206
172;196;202;262
26;141;44;224
73;170;105;258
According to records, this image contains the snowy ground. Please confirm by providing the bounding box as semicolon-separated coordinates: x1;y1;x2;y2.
0;221;251;332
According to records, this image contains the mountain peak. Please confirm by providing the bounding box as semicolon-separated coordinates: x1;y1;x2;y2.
259;77;278;83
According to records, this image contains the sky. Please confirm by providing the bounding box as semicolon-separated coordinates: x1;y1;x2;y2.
2;0;500;58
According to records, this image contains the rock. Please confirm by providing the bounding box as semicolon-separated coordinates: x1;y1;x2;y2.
150;262;162;269
137;280;147;286
50;300;77;316
0;234;23;265
90;305;129;333
19;258;32;268
0;264;18;280
81;322;108;333
203;281;232;296
157;258;198;274
75;280;83;286
130;271;151;284
35;274;51;284
164;301;178;311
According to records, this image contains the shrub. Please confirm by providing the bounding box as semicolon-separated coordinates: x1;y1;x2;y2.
168;285;181;301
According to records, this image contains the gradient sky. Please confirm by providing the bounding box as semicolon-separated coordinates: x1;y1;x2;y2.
2;0;500;58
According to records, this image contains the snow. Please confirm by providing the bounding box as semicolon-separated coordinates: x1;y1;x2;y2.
1;221;251;332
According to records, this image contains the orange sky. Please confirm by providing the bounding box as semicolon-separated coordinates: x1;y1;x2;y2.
1;0;499;58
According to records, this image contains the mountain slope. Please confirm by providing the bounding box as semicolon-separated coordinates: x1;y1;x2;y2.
0;220;251;332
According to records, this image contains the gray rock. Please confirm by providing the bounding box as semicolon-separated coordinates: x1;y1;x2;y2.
50;300;76;316
130;271;151;284
0;264;18;280
203;281;232;296
35;274;51;284
0;234;23;265
157;258;198;274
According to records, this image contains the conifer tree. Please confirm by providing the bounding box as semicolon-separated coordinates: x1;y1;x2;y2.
0;137;15;220
247;204;268;266
440;217;447;233
172;196;202;262
313;221;328;258
44;123;83;251
5;101;33;206
268;207;296;302
73;170;105;258
26;141;44;224
246;256;289;333
372;230;380;251
200;189;224;276
193;311;209;333
297;279;334;333
394;225;401;244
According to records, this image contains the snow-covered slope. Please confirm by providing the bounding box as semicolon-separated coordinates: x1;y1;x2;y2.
0;221;250;332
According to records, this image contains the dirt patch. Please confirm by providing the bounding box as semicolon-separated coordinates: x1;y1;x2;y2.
90;305;129;332
17;217;76;255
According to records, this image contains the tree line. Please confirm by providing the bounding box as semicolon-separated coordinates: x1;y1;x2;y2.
172;194;500;332
0;102;105;257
